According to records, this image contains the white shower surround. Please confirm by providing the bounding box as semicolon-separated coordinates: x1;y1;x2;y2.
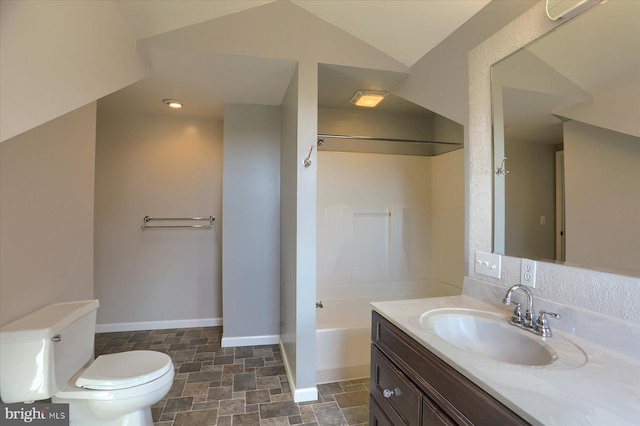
466;0;640;322
315;150;463;381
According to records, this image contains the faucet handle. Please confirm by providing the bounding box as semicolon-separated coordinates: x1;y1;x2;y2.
508;302;524;326
534;310;560;337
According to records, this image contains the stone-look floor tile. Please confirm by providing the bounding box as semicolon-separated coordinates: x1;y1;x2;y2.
218;398;246;416
341;406;368;425
257;376;281;390
95;327;370;426
166;379;186;399
231;412;260;426
299;405;317;424
233;372;257;392
173;408;218;426
179;361;202;373
246;389;271;405
182;382;209;397
256;365;286;377
208;386;232;402
164;396;194;413
213;355;235;365
270;393;293;402
260;417;291;426
223;363;244;376
216;415;232;426
312;402;348;426
172;349;196;363
333;391;368;409
245;357;265;368
188;370;223;384
340;384;366;393
193;401;220;411
288;414;303;424
317;383;343;396
234;346;254;359
259;401;300;419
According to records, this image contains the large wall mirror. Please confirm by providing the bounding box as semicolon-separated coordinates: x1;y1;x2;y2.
492;1;640;277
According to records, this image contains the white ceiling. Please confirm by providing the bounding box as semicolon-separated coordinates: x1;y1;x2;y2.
100;0;491;118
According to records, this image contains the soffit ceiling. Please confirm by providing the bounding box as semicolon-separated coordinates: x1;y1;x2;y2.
100;0;491;119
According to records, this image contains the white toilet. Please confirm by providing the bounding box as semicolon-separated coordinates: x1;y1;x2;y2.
0;300;174;425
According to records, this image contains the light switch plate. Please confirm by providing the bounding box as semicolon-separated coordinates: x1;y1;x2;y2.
475;251;501;279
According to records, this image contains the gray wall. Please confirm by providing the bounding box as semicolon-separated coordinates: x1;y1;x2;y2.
222;104;282;345
0;104;96;326
280;62;319;402
94;111;222;328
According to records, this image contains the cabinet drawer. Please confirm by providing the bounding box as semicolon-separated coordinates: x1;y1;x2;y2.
371;344;422;425
372;311;529;425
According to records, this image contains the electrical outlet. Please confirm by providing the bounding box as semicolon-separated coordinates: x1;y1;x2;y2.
475;251;501;279
521;259;537;288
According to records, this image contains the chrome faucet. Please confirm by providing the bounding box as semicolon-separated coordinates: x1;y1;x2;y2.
502;284;560;337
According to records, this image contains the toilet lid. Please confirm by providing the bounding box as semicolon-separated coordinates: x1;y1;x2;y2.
76;350;173;390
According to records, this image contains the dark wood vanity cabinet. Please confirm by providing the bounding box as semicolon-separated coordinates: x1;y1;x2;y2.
370;311;530;426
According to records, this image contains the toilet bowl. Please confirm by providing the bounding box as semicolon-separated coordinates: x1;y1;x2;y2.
0;300;175;426
53;350;175;425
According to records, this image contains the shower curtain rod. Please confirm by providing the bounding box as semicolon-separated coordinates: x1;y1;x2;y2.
317;134;461;146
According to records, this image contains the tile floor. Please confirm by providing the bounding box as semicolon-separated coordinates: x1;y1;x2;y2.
95;326;370;426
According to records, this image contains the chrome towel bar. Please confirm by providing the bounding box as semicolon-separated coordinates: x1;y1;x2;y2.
142;216;215;230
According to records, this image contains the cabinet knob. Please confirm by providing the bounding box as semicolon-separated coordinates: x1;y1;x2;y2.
383;387;401;398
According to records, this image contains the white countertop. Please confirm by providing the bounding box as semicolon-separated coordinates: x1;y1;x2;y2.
371;295;640;426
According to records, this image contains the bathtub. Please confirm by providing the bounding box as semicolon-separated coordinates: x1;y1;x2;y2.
316;299;373;384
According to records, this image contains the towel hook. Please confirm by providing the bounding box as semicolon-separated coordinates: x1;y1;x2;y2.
495;157;510;176
304;145;314;168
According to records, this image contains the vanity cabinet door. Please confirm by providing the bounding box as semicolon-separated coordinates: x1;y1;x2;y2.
371;345;422;425
422;396;456;426
369;396;394;426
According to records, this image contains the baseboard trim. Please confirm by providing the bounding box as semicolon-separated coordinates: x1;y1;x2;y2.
221;334;280;348
293;386;319;403
96;317;223;333
279;337;319;403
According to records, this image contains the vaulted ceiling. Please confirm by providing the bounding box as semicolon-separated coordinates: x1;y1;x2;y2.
100;0;491;119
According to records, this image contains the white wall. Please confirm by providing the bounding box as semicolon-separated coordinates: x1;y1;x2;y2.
94;111;222;328
0;104;96;326
222;104;281;345
564;121;640;276
0;0;148;142
467;0;640;321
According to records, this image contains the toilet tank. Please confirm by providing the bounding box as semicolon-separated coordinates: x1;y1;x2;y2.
0;300;99;403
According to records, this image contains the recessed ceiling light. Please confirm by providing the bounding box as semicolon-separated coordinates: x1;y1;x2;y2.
163;99;183;109
349;90;389;108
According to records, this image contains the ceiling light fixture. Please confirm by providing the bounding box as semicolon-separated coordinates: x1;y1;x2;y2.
163;99;183;109
349;90;389;108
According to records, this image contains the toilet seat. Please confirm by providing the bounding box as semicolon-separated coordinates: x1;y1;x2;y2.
76;350;173;390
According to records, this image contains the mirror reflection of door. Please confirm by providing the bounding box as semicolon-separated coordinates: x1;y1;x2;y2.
555;150;565;262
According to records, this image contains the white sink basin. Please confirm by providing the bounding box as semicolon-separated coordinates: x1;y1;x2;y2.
420;309;558;366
